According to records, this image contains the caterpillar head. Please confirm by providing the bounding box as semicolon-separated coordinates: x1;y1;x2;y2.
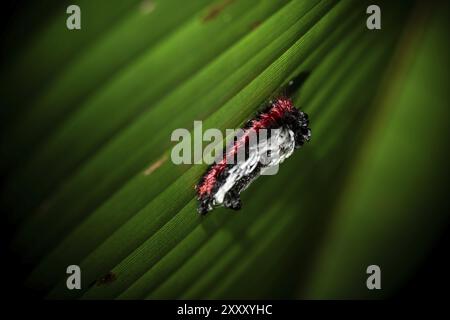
284;108;311;149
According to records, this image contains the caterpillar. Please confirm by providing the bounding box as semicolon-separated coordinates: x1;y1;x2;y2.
195;90;311;214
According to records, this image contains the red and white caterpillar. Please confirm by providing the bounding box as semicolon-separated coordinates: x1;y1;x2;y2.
196;96;311;214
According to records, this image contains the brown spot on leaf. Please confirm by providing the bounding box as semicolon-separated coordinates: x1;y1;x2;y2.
202;0;235;23
140;0;156;14
143;154;168;176
96;272;117;286
251;20;262;31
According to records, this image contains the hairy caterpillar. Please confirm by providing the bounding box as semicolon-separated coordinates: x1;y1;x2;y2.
195;91;311;214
